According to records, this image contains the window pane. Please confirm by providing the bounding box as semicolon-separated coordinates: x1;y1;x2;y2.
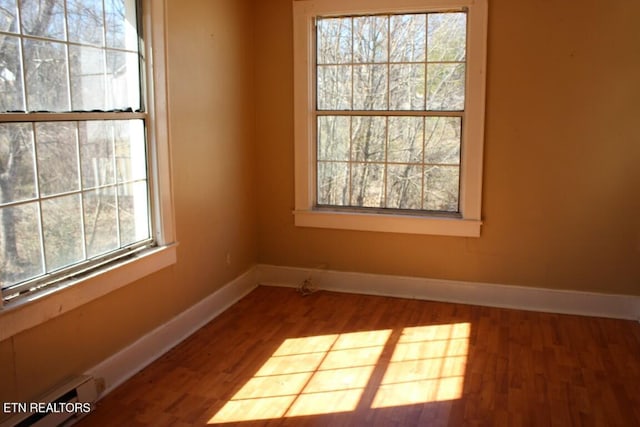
0;202;44;287
353;16;388;63
106;50;141;110
390;14;426;63
388;117;423;164
353;65;387;110
351;116;385;162
424;166;459;212
42;194;84;270
425;117;461;165
80;121;115;189
0;0;19;33
23;39;70;111
389;64;425;110
1;0;150;298
317;17;352;64
35;122;79;196
351;163;385;208
70;45;106;111
312;12;470;214
84;187;118;257
115;120;146;182
428;13;466;62
426;63;465;111
387;164;422;209
118;181;149;246
0;123;36;204
20;0;66;40
105;0;138;50
67;0;104;46
317;65;352;110
318;116;350;161
0;34;25;111
317;161;349;206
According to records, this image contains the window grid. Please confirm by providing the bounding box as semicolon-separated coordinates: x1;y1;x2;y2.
316;116;462;212
0;120;151;300
0;1;143;114
0;0;152;302
314;11;466;214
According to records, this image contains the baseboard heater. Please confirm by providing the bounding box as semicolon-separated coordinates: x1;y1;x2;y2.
0;375;99;427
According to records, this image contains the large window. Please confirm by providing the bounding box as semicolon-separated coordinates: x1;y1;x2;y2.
0;0;174;307
293;0;487;236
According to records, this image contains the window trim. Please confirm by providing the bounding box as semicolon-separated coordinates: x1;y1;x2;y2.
293;0;488;237
0;0;176;337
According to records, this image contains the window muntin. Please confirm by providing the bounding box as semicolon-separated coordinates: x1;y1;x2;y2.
314;12;466;214
0;0;152;303
294;0;487;237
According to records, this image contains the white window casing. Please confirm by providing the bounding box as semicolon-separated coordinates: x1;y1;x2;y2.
293;0;488;237
0;0;176;339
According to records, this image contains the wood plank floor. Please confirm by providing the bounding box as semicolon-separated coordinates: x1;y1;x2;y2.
77;286;640;426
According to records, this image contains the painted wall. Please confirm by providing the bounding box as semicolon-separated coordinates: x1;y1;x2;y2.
2;0;639;411
255;0;640;295
0;0;256;404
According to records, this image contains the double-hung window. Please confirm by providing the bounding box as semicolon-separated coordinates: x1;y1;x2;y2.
293;0;487;236
0;0;174;309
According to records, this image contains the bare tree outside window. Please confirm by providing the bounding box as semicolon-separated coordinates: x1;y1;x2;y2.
0;0;149;302
316;12;466;213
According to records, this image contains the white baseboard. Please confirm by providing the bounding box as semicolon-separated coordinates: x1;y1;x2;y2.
85;263;639;403
87;267;258;397
255;264;640;321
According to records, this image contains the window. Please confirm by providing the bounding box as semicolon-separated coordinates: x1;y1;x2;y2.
293;0;487;237
0;0;175;309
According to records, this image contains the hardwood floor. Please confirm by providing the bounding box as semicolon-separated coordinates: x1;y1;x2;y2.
77;286;640;426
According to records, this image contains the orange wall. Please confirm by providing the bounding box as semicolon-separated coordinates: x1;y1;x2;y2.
2;0;639;410
0;0;257;404
255;0;640;295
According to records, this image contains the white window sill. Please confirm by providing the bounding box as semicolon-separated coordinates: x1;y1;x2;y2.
294;209;481;237
0;244;177;342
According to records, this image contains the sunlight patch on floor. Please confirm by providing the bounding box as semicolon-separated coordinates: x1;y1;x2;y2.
209;330;391;423
372;322;470;407
208;323;470;424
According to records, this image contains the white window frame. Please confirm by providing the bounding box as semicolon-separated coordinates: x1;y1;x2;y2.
0;0;176;340
293;0;488;237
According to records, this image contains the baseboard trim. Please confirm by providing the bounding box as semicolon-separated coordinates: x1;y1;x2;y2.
85;263;639;403
87;267;258;397
255;264;640;321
